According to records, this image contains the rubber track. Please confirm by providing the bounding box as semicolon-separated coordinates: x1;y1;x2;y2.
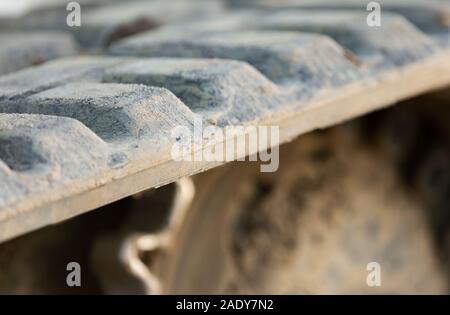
1;0;450;242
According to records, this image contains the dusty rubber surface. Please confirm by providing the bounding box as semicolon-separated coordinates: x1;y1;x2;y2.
1;0;450;243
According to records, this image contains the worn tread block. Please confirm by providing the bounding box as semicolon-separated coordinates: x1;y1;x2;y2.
103;58;286;125
109;30;362;94
0;32;78;76
0;114;109;174
79;0;225;48
362;0;450;37
2;82;195;142
1;0;128;29
310;0;450;36
0;114;111;208
0;57;199;145
0;57;126;101
256;11;436;68
9;0;226;49
227;0;450;43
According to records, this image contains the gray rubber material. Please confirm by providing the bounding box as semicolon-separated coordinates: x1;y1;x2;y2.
1;0;450;242
0;32;78;76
